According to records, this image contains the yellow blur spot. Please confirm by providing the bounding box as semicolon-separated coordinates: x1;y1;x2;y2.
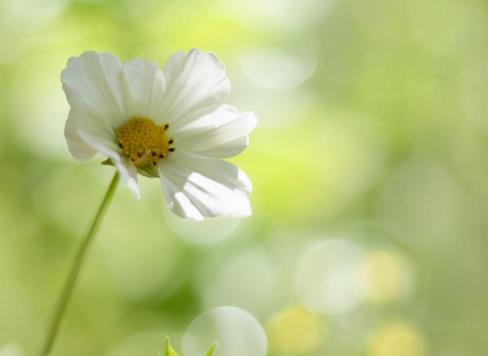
358;250;413;303
369;322;427;356
267;306;325;355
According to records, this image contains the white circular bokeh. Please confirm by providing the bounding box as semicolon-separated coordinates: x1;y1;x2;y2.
182;306;267;356
239;48;318;90
0;344;23;356
219;0;333;31
1;0;68;33
164;209;242;245
295;239;365;315
200;248;281;317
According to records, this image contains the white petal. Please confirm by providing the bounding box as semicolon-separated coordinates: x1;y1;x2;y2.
121;59;167;120
61;51;127;129
174;105;257;158
158;49;231;129
64;109;97;160
64;103;118;159
78;131;141;199
159;152;252;220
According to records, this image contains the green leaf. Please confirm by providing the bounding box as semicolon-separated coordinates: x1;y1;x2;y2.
164;336;179;356
205;343;218;356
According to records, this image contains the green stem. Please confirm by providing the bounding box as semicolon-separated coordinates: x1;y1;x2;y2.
38;172;120;356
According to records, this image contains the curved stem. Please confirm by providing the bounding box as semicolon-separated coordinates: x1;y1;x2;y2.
38;172;120;356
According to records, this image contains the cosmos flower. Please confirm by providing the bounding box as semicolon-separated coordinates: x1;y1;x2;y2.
62;49;256;220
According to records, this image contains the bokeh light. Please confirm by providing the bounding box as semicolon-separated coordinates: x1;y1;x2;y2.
199;247;280;317
267;306;325;355
164;210;242;245
239;47;318;90
182;306;267;356
357;250;414;304
0;344;23;356
218;0;333;31
368;322;427;356
295;239;365;315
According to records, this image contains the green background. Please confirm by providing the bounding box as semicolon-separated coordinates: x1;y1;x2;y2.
0;0;487;355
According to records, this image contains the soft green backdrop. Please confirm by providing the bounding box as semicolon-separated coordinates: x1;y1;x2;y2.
0;0;487;355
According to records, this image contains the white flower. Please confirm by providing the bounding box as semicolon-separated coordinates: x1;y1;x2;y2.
62;49;257;220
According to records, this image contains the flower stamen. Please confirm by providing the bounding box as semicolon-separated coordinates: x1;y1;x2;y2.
116;117;174;168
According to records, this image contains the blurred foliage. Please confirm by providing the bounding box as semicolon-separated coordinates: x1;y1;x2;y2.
1;0;488;355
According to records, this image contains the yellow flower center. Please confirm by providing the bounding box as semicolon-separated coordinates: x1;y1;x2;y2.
116;117;175;168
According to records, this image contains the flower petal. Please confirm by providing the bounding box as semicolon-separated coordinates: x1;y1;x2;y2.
64;108;97;160
78;131;141;199
61;51;127;129
158;49;231;129
64;101;119;159
121;59;167;121
159;152;252;220
174;105;257;158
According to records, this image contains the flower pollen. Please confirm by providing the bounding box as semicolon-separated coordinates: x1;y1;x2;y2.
116;117;174;167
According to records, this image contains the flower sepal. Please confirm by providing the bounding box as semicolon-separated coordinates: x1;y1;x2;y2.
137;164;160;178
101;158;113;166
